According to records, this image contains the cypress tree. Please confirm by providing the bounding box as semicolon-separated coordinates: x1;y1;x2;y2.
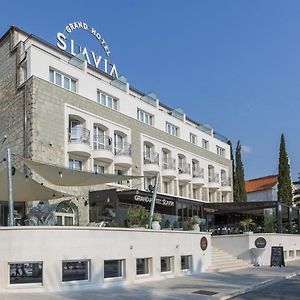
235;141;247;202
277;134;293;205
227;140;238;202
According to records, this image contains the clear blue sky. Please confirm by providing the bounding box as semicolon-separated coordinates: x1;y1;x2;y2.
1;0;299;180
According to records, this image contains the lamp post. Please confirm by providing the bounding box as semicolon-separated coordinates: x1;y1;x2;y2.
148;173;160;229
7;147;14;226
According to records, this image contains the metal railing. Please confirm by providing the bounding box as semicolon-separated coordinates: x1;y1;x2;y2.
178;163;191;174
69;127;90;145
93;135;113;151
162;158;176;170
114;142;132;156
209;173;220;183
221;177;232;186
192;167;204;178
144;152;159;165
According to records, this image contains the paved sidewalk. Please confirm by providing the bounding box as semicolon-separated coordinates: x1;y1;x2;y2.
1;260;300;300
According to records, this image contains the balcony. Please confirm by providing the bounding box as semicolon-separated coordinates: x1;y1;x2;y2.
192;168;205;186
221;177;232;192
67;127;91;157
92;135;114;162
178;163;192;182
161;158;177;178
143;152;160;174
114;142;132;167
208;173;220;189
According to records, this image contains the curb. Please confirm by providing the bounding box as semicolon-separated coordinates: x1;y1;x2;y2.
217;270;300;300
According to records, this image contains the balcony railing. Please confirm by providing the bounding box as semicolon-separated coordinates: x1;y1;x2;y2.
209;173;220;183
178;163;191;174
114;142;132;156
162;158;176;170
221;177;232;186
93;135;113;151
192;167;204;178
144;152;159;165
69;127;90;145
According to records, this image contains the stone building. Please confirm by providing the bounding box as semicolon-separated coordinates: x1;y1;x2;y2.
0;25;233;226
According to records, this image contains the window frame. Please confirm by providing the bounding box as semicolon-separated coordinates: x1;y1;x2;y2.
49;68;77;92
137;109;153;125
166;122;179;137
61;260;90;283
8;262;43;286
202;139;209;150
104;259;125;280
216;146;226;157
190;133;197;145
97;90;118;110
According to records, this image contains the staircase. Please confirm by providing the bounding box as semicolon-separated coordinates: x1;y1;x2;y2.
206;247;250;272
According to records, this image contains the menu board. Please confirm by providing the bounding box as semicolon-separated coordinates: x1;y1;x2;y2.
270;246;285;267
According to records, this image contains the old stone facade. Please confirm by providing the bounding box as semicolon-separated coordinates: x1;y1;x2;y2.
0;26;233;226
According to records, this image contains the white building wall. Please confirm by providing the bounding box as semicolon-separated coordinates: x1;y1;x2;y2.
0;227;211;293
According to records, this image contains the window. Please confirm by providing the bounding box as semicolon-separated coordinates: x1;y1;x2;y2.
166;122;179;136
104;260;124;278
49;68;76;92
55;202;76;226
161;256;173;273
69;159;82;170
163;181;169;194
93;126;105;150
216;146;226;157
136;258;151;275
190;133;197;145
179;185;184;197
181;255;192;271
202;139;209;150
137;109;153;125
94;164;105;174
97;91;118;110
9;262;43;285
114;133;124;154
62;260;89;282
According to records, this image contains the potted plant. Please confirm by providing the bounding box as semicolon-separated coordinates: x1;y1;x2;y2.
127;206;148;228
190;215;201;231
151;213;162;230
240;218;256;233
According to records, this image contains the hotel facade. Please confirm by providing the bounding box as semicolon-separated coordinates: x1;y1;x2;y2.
0;25;233;227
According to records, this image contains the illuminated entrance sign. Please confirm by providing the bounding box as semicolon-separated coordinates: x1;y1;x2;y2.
56;21;118;78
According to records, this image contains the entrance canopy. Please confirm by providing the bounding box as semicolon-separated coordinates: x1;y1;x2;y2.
20;157;143;186
0;167;68;202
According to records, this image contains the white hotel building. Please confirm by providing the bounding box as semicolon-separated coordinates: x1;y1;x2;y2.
0;25;233;226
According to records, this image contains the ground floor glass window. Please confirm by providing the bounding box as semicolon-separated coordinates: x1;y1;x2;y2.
9;262;43;284
62;260;89;282
104;260;124;278
161;256;173;273
136;258;150;275
181;255;192;270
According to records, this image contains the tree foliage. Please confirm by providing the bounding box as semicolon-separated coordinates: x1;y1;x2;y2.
277;134;293;205
235;141;247;202
227;140;238;202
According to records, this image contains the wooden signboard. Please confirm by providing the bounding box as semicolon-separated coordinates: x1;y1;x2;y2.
200;237;208;251
270;246;285;267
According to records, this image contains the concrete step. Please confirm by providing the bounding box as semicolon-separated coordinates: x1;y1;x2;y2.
207;246;250;272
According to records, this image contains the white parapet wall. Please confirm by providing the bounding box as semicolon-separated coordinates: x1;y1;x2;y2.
212;233;300;266
0;227;211;293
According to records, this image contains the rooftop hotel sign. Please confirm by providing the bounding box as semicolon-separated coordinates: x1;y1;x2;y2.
56;21;118;78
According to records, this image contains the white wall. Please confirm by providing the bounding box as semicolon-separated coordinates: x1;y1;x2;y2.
0;227;211;293
22;40;230;160
212;233;300;266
